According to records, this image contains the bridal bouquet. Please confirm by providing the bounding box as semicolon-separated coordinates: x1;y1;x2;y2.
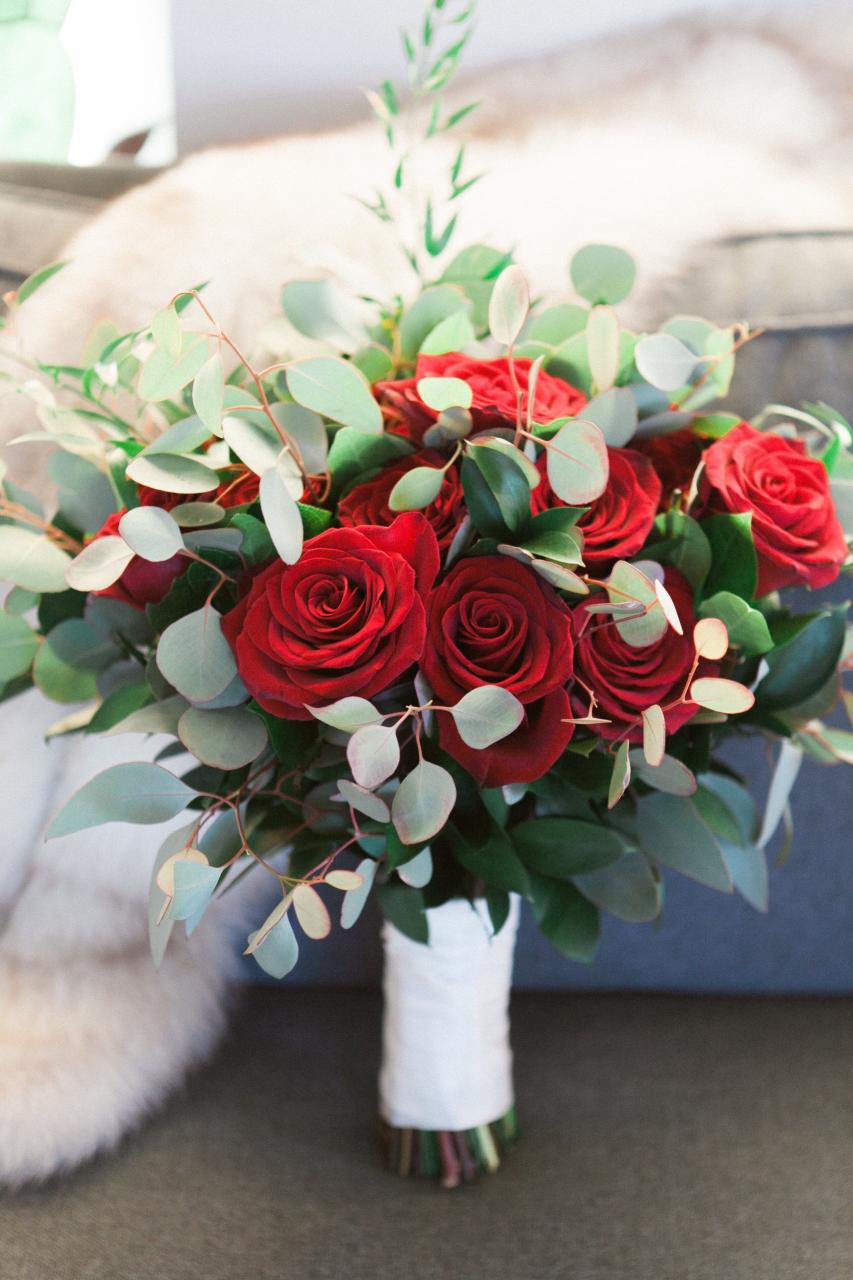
1;0;851;1188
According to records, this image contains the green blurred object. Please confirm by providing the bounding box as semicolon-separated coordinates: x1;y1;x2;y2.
0;0;74;162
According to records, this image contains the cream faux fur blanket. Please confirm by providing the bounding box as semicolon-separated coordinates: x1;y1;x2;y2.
0;3;851;1186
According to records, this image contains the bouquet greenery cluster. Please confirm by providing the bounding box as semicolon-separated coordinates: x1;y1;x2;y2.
1;0;851;1185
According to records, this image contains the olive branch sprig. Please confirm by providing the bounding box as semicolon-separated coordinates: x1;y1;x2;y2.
359;0;483;280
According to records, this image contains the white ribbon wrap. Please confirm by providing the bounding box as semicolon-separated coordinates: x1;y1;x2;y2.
379;895;520;1131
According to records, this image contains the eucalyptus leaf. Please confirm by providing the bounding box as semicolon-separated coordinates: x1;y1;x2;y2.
488;265;529;347
347;723;400;789
292;883;331;939
417;376;473;412
65;536;133;592
581;387;637;447
287;357;382;434
586;305;620;393
420;309;476;355
629;751;696;796
268;403;328;473
178;705;268;769
606;559;667;647
399;286;468;360
340;857;378;929
526;303;587;346
0;611;39;680
0;527;71;593
570;244;635;306
140;414;213;457
247;902;300;979
391;760;456;844
397;845;433;888
335;778;390;824
139;336;209;401
167;855;222;923
282;278;368;350
388;465;445;512
149;820;198;965
126;452;219;495
260;463;304;564
307;696;382;732
118;507;183;562
222;414;284;477
192;352;225;433
152;305;181;359
608;741;632;809
449;684;524;749
156;608;238;703
689;677;754;715
635;333;697;391
48;762;195;839
545;420;608;504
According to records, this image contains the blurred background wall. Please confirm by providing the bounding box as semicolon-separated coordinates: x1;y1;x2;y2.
0;0;811;164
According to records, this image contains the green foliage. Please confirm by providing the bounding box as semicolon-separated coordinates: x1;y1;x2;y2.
449;822;530;895
636;793;732;892
326;427;411;496
527;873;600;962
512;818;627;877
643;512;711;589
461;446;530;538
574;851;662;923
376;879;429;944
701;512;758;600
14;259;68;306
698;591;773;655
754;606;848;712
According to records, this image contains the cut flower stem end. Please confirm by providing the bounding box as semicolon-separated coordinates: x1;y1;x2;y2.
378;1105;519;1188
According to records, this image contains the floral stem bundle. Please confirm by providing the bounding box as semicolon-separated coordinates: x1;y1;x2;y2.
0;0;851;1185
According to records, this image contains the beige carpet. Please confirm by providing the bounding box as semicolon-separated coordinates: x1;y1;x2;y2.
2;987;851;1280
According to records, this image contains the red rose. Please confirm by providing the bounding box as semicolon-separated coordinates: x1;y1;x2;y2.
92;511;186;609
571;568;715;741
531;447;661;572
216;468;261;509
698;422;847;596
137;484;202;511
337;449;465;551
421;554;575;786
632;428;703;509
221;513;439;719
378;353;587;444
